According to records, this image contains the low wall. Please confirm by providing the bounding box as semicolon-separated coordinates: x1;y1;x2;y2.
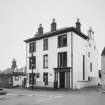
76;77;100;89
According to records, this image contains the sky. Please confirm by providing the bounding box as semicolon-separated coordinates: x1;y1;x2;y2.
0;0;105;70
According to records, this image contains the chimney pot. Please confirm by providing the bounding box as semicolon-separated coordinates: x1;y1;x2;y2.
38;23;43;35
76;18;81;31
51;18;57;32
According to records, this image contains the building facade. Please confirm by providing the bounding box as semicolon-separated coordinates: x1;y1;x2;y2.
101;47;105;89
24;19;99;89
0;59;26;88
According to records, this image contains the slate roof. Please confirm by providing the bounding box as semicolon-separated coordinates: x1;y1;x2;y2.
24;27;89;43
101;47;105;56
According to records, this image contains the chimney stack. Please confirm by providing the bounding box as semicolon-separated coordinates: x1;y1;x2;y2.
88;27;94;39
51;19;57;32
38;24;43;35
75;18;81;31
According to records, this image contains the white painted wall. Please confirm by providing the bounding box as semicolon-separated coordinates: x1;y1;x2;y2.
73;32;99;89
101;56;105;89
73;32;87;89
13;76;26;86
26;31;98;89
26;32;72;87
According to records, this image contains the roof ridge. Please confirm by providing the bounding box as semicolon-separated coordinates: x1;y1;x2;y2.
24;27;88;43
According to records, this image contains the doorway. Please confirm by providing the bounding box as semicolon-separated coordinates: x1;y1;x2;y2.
59;72;65;88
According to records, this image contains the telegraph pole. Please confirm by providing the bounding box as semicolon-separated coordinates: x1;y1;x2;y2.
31;53;34;90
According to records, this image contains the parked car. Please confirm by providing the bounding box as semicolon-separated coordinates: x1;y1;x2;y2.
0;88;7;95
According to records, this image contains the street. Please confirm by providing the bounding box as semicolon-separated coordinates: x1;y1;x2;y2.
0;88;105;105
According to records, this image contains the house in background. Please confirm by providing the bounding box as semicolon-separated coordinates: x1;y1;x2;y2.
101;47;105;89
24;19;99;89
0;58;26;88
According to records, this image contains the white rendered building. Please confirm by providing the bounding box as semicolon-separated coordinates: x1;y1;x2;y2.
101;47;105;89
24;19;99;89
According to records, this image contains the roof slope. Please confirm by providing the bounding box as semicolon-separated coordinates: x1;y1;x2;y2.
101;47;105;56
24;27;89;43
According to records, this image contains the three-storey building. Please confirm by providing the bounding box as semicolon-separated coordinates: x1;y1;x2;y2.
24;19;99;89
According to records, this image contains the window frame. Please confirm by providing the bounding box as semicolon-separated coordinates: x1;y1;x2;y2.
29;41;36;53
58;34;67;48
58;52;67;67
43;38;48;50
29;56;36;69
15;76;19;81
43;54;48;68
43;72;48;85
90;62;92;72
29;73;36;84
83;55;85;80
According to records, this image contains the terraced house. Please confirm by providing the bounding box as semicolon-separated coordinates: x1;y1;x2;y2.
24;19;99;89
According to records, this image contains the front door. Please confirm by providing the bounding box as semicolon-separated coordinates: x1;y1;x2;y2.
59;72;65;88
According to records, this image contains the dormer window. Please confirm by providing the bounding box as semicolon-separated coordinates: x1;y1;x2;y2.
58;34;67;48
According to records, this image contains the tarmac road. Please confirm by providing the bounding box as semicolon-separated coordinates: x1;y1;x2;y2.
0;87;105;105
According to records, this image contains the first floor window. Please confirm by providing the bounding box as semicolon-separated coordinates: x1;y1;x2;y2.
90;62;92;72
43;54;48;68
58;52;67;67
29;56;36;69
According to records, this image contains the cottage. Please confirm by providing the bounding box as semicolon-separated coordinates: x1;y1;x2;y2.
24;19;99;89
0;59;26;88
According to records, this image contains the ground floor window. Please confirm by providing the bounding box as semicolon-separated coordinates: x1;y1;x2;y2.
15;76;19;81
43;72;48;85
83;55;85;80
29;73;36;84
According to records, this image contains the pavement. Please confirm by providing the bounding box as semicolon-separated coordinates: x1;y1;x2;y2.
0;86;105;105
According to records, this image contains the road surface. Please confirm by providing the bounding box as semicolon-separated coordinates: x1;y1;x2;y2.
0;88;105;105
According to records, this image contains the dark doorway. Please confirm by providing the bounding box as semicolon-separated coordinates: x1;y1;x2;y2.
59;72;65;88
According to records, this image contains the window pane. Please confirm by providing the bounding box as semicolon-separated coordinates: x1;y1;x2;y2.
58;34;67;48
44;39;48;50
29;42;36;53
63;52;67;67
58;52;67;67
43;55;48;68
90;63;92;72
29;56;36;69
29;73;36;84
63;35;67;46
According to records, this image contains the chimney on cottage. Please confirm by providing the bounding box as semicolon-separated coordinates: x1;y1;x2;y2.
75;18;81;31
51;19;57;32
88;27;94;40
38;24;43;35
